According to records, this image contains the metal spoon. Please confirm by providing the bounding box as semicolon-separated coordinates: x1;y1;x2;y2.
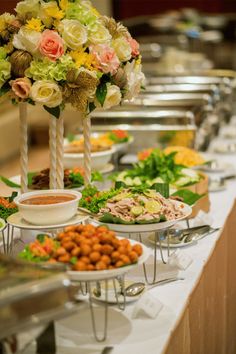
124;277;183;297
92;278;183;298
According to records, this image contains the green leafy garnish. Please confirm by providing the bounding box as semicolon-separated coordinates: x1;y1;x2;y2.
37;234;47;243
99;213;165;225
79;185;120;214
67;133;75;142
115;149;200;188
171;189;205;206
0;176;20;188
70;257;78;265
19;245;50;263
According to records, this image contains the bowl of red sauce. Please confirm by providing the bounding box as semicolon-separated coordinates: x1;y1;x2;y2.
14;189;82;225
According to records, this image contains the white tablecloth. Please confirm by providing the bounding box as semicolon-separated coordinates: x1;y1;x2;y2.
52;148;236;354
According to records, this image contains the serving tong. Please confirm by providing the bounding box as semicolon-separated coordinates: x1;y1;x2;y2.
159;224;220;244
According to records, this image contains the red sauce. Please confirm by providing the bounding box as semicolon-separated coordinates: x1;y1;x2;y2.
21;195;76;205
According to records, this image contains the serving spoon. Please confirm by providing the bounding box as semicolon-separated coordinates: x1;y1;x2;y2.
123;277;184;297
93;277;183;298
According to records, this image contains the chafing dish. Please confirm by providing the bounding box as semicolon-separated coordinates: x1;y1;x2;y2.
0;255;79;344
144;76;234;123
91;109;196;152
144;83;219;99
126;92;215;128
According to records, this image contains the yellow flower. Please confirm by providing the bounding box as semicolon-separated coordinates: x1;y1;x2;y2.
26;18;45;32
59;0;69;11
45;6;65;20
91;7;100;17
70;50;97;70
0;18;6;32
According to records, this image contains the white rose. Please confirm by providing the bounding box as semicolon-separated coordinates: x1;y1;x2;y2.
59;19;87;50
96;84;121;110
112;37;132;62
15;0;40;19
13;27;41;55
30;80;62;108
123;60;145;100
89;24;112;45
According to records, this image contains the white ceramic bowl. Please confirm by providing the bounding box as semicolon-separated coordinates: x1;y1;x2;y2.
14;190;81;226
63;147;115;170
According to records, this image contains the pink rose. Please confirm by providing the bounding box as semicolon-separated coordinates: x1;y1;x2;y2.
90;44;120;75
39;30;64;61
11;77;31;99
127;37;140;57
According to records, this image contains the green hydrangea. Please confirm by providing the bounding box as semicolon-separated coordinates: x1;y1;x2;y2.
26;55;76;81
0;60;11;88
65;1;97;28
0;47;7;60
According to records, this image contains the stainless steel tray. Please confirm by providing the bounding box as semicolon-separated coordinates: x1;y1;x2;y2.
0;255;79;340
144;83;219;95
131;92;212;107
146;75;228;85
91;109;196;130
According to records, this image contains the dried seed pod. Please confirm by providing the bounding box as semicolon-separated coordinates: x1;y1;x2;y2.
10;50;32;77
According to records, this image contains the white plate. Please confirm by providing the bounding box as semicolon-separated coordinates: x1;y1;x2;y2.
213;143;236;154
93;201;192;233
7;212;89;230
208;181;227;192
67;239;150;281
147;233;196;248
220;126;236;139
198;153;234;173
99;163;115;175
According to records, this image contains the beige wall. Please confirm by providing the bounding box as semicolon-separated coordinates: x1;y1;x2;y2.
92;0;112;16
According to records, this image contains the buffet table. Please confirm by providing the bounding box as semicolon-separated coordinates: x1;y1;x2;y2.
43;152;236;354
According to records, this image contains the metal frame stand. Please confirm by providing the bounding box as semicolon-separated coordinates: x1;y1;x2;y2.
1;224;15;255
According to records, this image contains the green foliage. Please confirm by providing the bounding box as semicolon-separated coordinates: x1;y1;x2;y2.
43;105;61;119
96;82;107;106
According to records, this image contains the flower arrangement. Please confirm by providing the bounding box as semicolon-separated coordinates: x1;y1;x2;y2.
0;0;144;118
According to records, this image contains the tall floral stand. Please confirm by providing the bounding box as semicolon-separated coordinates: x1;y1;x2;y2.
83;114;92;186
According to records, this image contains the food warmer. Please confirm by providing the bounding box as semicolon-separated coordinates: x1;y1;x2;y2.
0;255;80;353
91;109;196;152
145;74;235;121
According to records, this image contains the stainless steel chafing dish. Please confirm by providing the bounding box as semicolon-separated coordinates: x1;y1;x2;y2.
91;109;196;152
145;75;234;121
144;83;219;99
126;92;216;129
146;75;228;85
0;255;79;351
